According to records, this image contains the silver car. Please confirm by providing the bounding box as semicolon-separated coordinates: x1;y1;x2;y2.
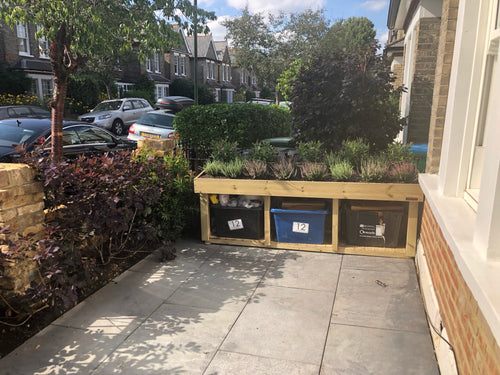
78;98;153;136
127;110;176;141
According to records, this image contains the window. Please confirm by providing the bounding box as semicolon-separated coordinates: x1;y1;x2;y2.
36;26;49;58
146;57;152;72
155;84;169;100
174;55;179;75
154;53;160;72
181;56;186;76
17;23;30;55
465;1;500;210
41;79;53;97
210;62;215;79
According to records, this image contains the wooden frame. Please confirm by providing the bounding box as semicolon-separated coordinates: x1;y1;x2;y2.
194;174;424;258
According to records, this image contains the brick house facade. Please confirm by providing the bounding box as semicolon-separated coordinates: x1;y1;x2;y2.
387;0;500;374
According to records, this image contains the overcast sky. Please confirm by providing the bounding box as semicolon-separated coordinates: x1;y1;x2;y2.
197;0;390;45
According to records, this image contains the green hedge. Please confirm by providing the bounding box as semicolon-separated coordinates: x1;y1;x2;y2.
174;103;291;152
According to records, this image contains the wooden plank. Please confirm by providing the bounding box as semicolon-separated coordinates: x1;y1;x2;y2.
405;201;419;257
199;194;210;242
270;242;334;252
194;177;423;202
207;236;267;247
332;199;339;251
264;196;271;246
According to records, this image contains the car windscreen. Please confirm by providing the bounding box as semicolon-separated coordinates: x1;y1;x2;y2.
0;126;39;146
137;113;174;128
93;101;122;112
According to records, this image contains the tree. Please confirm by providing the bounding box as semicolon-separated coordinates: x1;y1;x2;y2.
320;17;377;57
291;43;402;152
223;7;329;102
170;78;214;105
0;1;214;159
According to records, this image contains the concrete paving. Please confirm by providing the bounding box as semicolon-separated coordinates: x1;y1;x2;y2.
0;239;439;374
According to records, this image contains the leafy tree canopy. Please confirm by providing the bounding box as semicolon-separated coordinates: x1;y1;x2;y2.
320;17;377;57
0;0;215;158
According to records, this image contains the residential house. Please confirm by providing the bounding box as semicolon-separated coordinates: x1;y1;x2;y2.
229;47;261;99
165;24;192;90
214;40;234;103
387;1;500;374
0;21;53;100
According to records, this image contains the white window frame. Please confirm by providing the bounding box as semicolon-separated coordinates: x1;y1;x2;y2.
36;25;49;59
174;54;179;75
181;56;186;76
154;53;160;73
146;57;152;72
210;61;215;80
117;82;134;97
17;23;31;56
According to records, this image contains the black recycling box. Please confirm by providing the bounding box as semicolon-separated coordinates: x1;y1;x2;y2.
344;201;405;248
211;205;264;239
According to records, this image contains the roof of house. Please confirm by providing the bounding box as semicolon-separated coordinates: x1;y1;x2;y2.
185;35;217;60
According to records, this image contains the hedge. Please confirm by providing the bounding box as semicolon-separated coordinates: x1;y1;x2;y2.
174;103;291;152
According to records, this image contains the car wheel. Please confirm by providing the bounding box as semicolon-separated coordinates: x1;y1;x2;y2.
111;119;125;136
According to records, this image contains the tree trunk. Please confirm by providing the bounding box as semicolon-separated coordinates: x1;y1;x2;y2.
50;79;67;160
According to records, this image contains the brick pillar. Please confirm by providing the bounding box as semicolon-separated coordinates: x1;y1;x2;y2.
0;164;45;294
426;0;459;173
420;201;500;375
407;17;441;144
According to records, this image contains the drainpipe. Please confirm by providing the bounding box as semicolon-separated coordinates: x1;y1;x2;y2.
194;0;198;105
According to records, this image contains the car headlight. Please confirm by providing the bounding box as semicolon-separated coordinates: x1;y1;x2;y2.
98;114;112;120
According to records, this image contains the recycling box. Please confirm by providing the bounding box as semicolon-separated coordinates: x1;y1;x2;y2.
344;201;405;248
271;208;328;244
211;205;264;239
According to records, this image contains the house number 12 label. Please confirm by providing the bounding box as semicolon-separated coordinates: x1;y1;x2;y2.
228;219;244;231
292;222;309;234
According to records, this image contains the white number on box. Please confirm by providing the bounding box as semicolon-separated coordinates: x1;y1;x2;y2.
292;222;309;234
228;219;244;231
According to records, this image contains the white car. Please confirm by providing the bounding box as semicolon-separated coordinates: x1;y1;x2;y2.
127;111;176;141
79;98;153;136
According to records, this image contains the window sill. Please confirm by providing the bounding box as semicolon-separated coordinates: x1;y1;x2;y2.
419;174;500;344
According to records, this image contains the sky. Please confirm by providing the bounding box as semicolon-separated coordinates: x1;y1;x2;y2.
198;0;391;45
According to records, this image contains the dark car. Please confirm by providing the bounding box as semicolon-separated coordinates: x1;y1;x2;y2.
0;105;51;120
154;96;194;113
0;118;136;162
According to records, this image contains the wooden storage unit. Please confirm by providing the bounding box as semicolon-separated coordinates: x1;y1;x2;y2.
194;174;424;258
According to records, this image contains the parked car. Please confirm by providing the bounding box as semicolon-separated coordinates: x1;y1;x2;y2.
250;98;274;105
128;110;176;141
0;118;136;162
78;98;153;136
154;96;194;113
0;105;51;120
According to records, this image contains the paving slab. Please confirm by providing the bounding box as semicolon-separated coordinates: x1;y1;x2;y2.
332;267;429;333
263;251;342;291
220;284;334;365
321;324;439;375
0;323;126;375
166;255;270;312
341;254;416;274
205;350;320;375
93;303;239;375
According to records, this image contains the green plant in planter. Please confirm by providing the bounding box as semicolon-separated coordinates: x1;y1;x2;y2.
210;140;240;162
298;141;324;162
300;162;329;181
204;160;226;176
388;162;418;183
247;140;277;163
382;142;415;164
221;159;246;178
272;156;298;180
245;160;268;179
360;157;389;182
328;160;353;182
338;139;370;172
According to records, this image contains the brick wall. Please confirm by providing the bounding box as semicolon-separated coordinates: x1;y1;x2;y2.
426;0;459;173
420;201;500;375
407;17;441;144
0;164;45;294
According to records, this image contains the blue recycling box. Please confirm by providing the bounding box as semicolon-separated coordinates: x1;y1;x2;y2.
271;208;328;244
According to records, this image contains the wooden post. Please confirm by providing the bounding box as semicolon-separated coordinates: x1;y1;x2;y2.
200;194;210;243
332;199;339;251
264;196;271;246
405;202;419;257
